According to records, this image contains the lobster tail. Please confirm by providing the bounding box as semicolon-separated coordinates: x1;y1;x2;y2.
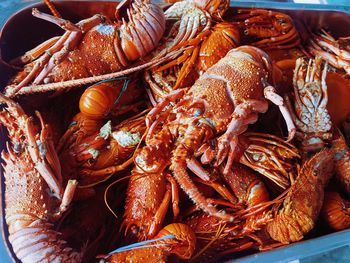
0;94;80;262
119;0;166;61
8;220;81;263
267;149;334;244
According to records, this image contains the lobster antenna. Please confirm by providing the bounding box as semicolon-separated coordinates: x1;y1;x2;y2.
87;76;130;108
103;175;132;220
190;223;227;262
104;234;176;257
43;0;62;18
90;76;129;87
114;78;130;106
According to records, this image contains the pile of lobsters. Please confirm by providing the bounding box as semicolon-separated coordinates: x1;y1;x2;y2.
1;0;350;262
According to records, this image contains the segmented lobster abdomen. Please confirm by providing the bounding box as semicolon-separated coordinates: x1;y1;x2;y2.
267;149;334;244
119;0;166;61
8;220;81;263
0;94;81;262
11;0;166;86
323;192;350;231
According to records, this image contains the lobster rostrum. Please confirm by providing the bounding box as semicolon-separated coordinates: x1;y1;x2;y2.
0;94;80;262
123;46;296;241
5;0;166;97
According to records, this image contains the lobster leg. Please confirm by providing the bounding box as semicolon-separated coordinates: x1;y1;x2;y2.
43;0;62;18
173;46;200;89
36;111;62;184
25;113;63;198
313;32;350;60
166;174;180;220
80;157;134;178
10;32;70;94
206;198;240;209
10;36;60;65
148;184;172;237
155;47;193;72
13;11;105;92
146;88;186;128
215;99;269;173
33;31;83;84
193;177;238;205
171;123;234;221
32;8;80;31
145;71;170;103
0;92;64;198
309;40;350;74
55;179;78;218
187;157;211;181
264;85;296;141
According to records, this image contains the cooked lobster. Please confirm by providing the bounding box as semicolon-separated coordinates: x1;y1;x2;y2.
123;45;296;241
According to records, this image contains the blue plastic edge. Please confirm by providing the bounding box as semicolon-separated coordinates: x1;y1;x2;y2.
230;1;350;14
1;1;350;263
226;1;350;262
227;229;350;263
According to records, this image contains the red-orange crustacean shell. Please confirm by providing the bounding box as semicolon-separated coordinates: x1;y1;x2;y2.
106;223;196;262
267;149;334;244
323;192;350;231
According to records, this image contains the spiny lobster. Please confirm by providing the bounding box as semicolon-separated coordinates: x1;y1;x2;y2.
5;0;167;97
122;46;296;241
0;94;80;262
